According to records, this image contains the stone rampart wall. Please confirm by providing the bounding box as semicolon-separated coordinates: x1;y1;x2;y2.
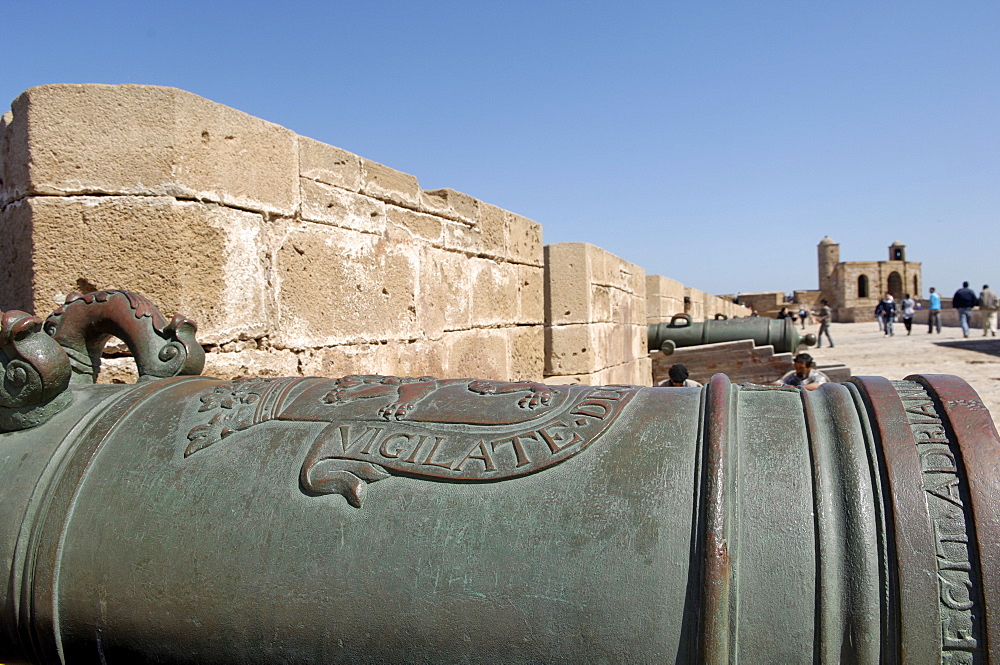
1;84;751;387
0;84;543;382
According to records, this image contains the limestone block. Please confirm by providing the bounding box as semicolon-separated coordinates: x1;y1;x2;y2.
0;200;33;312
608;286;642;326
646;275;685;302
420;188;480;226
443;219;486;255
359;158;421;209
387;205;442;245
517;264;544;324
506;325;544;381
0;109;29;208
507;211;543;267
634;356;653;387
542;373;585;385
545;243;594;326
94;357;140;385
10;196;268;343
203;348;301;380
299;340;447;379
592;285;613;323
477;203;508;258
271;221;419;348
298;136;362;192
444;328;510;380
470;258;518;327
419;246;473;336
546;243;645;327
7;85;299;216
299;178;387;234
545;323;602;376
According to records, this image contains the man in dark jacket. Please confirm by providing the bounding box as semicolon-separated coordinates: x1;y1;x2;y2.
953;281;978;338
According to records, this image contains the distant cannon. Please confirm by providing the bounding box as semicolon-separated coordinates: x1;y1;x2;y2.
2;291;998;664
648;313;816;354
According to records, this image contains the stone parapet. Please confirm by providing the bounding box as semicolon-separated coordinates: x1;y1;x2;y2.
646;275;685;323
0;84;543;382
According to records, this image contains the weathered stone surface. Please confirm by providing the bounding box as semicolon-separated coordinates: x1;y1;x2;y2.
419;246;473;336
545;243;594;326
6;85;298;216
507;325;544;381
544;323;604;376
270;220;419;348
517;264;544;324
299;178;387;234
470;259;518;327
544;322;646;377
298;136;362;192
203;348;301;380
444;328;509;380
359;158;421;209
545;242;645;325
646;274;686;323
507;211;543;267
442;219;485;255
0;199;33;312
420;188;480;226
298;340;446;379
0;109;29;208
386;205;442;244
8;196;268;343
477;203;508;258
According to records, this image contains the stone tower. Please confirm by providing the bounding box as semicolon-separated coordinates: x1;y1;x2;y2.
817;236;840;305
889;241;906;261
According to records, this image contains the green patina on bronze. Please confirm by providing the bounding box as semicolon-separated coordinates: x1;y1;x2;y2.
649;313;817;354
1;291;998;664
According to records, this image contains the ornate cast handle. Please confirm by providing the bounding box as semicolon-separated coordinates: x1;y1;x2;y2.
44;290;206;384
0;310;73;431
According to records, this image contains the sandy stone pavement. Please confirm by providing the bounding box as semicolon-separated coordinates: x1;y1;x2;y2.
803;321;1000;424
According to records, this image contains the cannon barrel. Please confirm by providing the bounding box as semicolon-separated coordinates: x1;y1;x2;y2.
3;371;999;663
2;292;998;663
648;314;817;354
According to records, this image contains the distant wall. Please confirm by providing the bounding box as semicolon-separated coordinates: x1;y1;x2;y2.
734;291;786;316
1;84;752;386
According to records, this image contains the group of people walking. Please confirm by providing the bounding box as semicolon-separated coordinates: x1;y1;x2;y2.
952;282;998;337
874;282;998;338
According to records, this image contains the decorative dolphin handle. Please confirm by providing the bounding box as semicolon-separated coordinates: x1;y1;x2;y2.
0;310;73;431
44;289;206;384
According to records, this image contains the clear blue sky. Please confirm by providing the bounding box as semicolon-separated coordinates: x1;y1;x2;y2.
4;1;997;297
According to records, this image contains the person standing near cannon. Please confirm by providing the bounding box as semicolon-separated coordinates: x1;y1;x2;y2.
815;298;834;347
773;353;829;391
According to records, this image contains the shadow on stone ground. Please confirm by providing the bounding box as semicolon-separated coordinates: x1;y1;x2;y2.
934;339;1000;359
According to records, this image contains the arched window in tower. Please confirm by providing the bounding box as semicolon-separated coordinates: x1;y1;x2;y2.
888;272;903;300
893;248;903;260
913;275;919;295
858;274;869;298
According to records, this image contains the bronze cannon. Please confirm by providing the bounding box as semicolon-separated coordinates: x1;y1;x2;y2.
2;292;998;664
648;313;817;354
